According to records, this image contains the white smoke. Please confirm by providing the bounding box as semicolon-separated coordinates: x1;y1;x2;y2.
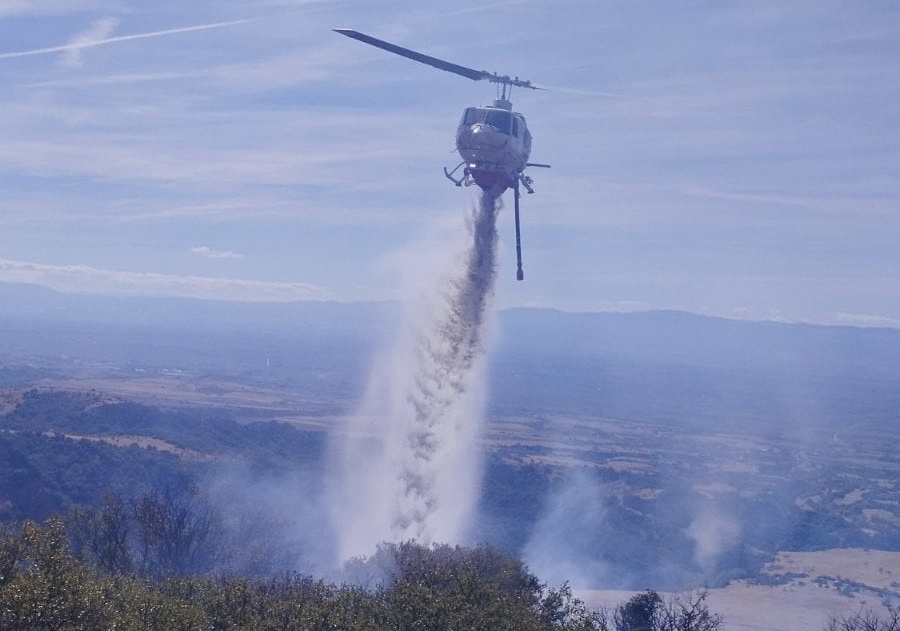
522;469;614;589
333;192;500;561
685;505;741;570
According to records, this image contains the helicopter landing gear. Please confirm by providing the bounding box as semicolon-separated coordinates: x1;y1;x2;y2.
519;173;535;195
443;161;467;187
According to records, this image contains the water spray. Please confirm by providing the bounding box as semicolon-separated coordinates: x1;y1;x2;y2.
334;192;500;560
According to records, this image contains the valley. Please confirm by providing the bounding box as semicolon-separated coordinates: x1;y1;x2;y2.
1;286;898;628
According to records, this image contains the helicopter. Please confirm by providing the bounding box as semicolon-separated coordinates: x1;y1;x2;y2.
334;28;550;281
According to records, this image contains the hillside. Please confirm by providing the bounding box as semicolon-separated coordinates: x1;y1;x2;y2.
1;386;896;590
1;283;898;591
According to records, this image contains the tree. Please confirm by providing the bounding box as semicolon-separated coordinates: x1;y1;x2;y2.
541;582;610;631
658;591;724;631
615;590;663;631
0;519;110;630
825;606;900;631
133;483;222;578
352;541;608;631
614;590;723;631
0;521;22;587
66;492;133;574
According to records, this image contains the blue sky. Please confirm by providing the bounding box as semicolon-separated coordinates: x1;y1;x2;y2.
1;0;898;326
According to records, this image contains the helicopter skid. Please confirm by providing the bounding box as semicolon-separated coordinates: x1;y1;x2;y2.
443;162;467;187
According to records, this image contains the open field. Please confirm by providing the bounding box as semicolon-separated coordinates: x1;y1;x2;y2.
582;549;900;631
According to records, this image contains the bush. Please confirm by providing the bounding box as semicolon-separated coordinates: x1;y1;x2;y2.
1;521;614;631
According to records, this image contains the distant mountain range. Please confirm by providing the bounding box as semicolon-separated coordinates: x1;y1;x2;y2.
2;281;899;433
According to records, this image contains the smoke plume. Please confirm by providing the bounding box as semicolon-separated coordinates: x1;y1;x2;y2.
523;469;614;589
333;191;500;561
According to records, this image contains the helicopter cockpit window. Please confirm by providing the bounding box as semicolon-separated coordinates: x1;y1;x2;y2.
462;108;513;132
483;109;512;133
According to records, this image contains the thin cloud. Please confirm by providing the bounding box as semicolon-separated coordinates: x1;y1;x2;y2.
0;17;254;62
63;17;118;67
0;1;116;18
0;258;328;302
831;312;899;328
190;246;244;260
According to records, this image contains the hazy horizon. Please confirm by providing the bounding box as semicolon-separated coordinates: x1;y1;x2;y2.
3;279;900;330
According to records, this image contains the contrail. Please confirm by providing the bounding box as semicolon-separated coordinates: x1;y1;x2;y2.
334;191;500;560
0;18;254;61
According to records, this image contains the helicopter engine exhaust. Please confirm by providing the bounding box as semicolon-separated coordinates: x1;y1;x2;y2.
334;191;500;560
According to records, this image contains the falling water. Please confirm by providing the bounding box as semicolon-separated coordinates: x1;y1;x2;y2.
334;191;500;561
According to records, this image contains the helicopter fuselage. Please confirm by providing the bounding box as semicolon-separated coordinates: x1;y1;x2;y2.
454;100;532;195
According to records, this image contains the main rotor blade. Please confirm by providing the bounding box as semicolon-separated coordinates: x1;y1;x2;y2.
334;28;537;89
334;28;491;82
